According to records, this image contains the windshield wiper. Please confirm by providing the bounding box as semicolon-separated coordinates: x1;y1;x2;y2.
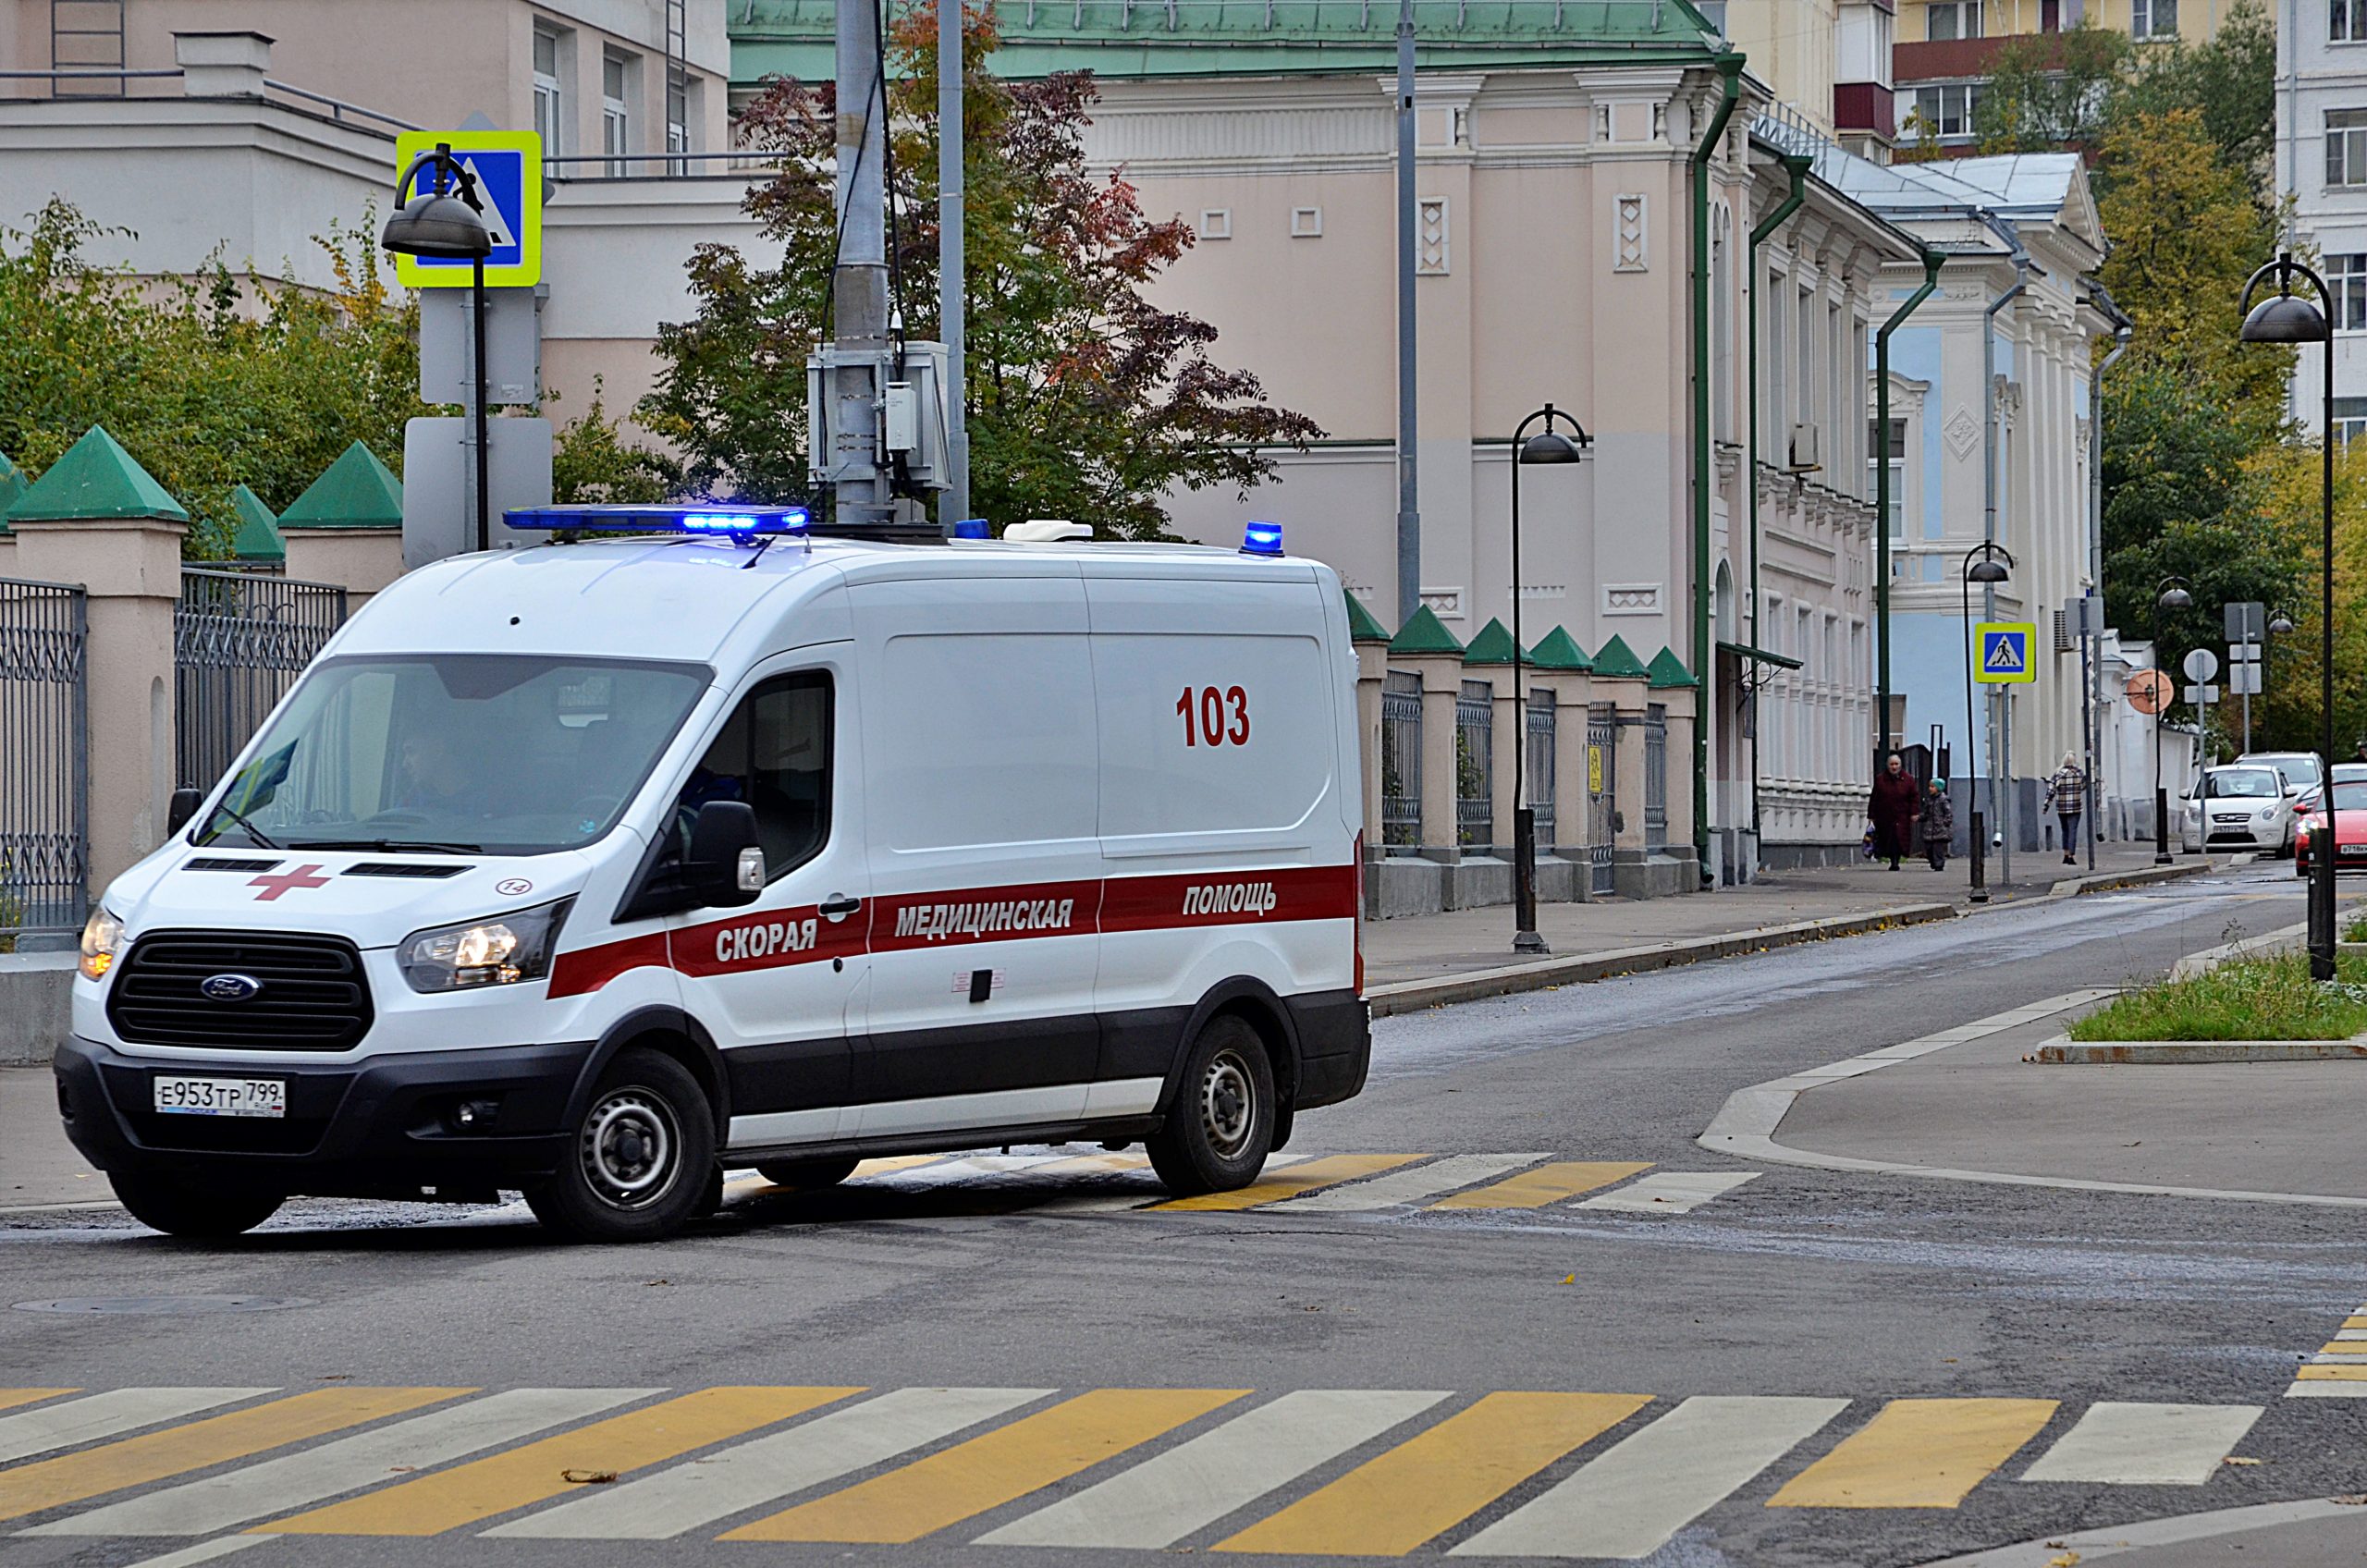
288;838;484;855
207;804;280;850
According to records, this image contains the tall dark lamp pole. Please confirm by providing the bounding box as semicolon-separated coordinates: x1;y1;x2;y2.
382;143;495;553
2240;253;2337;981
1960;542;2012;903
2152;576;2192;866
1509;403;1589;955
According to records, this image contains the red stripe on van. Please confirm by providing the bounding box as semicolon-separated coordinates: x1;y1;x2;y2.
547;929;670;999
869;878;1101;953
1099;865;1357;934
673;904;868;978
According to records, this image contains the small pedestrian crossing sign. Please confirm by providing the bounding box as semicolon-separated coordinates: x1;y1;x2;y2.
1976;621;2037;684
392;129;542;289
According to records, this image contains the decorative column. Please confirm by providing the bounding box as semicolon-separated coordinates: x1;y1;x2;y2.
1592;634;1654;896
6;427;190;891
1345;590;1392;858
1463;617;1518;861
1390;606;1466;864
1531;630;1593;887
278;441;404;606
1650;645;1700;885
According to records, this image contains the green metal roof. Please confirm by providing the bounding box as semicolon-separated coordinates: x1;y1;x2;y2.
731;0;1723;85
1462;618;1518;666
1647;645;1699;688
6;426;187;524
1529;626;1590;671
0;451;25;534
1715;637;1800;671
279;441;402;530
1589;632;1648;679
229;484;286;563
1343;589;1392;643
1388;603;1465;656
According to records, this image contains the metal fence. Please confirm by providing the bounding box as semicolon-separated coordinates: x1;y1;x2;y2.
1455;680;1493;850
1526;689;1556;848
1380;671;1422;848
0;578;89;942
175;570;347;793
1644;703;1669;850
1588;704;1617;895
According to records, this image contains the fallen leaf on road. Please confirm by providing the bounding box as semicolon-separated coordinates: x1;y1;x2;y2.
2223;1456;2262;1466
645;1279;671;1287
2047;1552;2079;1567
561;1469;619;1485
2330;1494;2367;1505
1560;1274;1576;1284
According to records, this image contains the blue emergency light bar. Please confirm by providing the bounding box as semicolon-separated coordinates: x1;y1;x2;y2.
951;519;992;540
1240;521;1285;557
503;505;812;535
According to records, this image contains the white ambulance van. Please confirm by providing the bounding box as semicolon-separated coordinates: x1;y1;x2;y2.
55;507;1369;1242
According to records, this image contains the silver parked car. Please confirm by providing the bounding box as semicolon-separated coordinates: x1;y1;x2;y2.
2180;765;2299;855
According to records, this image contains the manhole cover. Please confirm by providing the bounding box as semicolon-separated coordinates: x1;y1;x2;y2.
14;1295;313;1315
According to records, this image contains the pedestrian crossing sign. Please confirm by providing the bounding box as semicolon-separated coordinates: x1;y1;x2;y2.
1975;621;2037;684
392;130;542;289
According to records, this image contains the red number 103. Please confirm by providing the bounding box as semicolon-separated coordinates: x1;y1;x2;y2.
1177;685;1250;747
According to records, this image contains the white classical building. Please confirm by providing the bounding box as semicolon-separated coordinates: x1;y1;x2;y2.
2277;0;2367;438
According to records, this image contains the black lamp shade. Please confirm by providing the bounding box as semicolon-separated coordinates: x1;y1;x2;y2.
2157;586;2193;611
2271;613;2296;633
1967;558;2009;584
2239;293;2330;344
381;190;493;260
1517;430;1588;465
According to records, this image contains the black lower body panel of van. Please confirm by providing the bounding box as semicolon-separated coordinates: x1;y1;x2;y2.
1287;988;1370;1109
53;1034;593;1199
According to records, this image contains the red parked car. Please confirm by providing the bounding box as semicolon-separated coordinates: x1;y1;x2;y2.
2294;779;2367;876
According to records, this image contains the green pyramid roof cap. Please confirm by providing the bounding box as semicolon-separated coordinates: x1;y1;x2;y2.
1528;627;1591;671
1343;590;1392;643
1647;646;1699;688
6;426;187;524
279;441;401;529
0;452;25;534
1462;618;1519;666
1590;632;1649;679
228;484;285;562
1388;603;1465;656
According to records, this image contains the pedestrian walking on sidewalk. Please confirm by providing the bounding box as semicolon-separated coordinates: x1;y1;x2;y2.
1868;752;1920;872
1919;778;1955;870
2045;752;2086;866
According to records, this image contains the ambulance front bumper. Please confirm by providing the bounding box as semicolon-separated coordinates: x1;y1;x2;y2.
54;1034;595;1198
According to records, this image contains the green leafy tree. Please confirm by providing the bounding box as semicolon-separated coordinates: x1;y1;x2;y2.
549;378;681;504
2108;0;2278;190
1971;26;2131;154
640;2;1319;536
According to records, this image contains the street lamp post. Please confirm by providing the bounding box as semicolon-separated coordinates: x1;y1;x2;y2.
381;144;495;553
1961;543;2013;903
2152;576;2193;866
1508;403;1589;955
2239;253;2337;981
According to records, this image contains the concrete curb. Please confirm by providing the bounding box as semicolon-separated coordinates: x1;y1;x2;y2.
1366;903;1958;1018
2041;857;2220;900
1919;1496;2367;1566
2033;1037;2367;1064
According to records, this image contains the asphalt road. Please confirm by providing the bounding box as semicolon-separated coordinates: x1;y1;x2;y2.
1;863;2358;1568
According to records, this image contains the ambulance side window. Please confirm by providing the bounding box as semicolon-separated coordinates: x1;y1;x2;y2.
673;671;832;882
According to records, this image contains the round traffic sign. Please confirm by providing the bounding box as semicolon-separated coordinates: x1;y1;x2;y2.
2181;647;2220;682
2128;668;2173;716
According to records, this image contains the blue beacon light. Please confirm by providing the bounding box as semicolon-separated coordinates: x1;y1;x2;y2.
502;504;811;535
1240;521;1285;557
951;519;992;540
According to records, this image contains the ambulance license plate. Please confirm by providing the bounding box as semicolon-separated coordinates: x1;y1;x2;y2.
153;1075;286;1119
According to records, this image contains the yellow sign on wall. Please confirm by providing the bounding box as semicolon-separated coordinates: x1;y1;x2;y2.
392;130;543;288
1588;744;1604;795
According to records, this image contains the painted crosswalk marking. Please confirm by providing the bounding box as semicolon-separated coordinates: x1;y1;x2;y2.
1574;1171;1760;1215
1217;1391;1651;1556
1768;1398;2057;1509
977;1389;1448;1549
1451;1395;1849;1559
1152;1154;1429;1212
1429;1161;1653;1209
30;1388;646;1537
2017;1402;2262;1487
260;1387;849;1536
723;1389;1245;1543
0;1387;462;1524
0;1392;77;1418
0;1390;271;1467
485;1387;1048;1540
1289;1155;1551;1214
2289;1299;2367;1397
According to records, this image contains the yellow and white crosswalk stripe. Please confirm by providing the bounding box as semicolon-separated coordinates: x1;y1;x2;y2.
1429;1161;1652;1209
2287;1301;2367;1397
1151;1155;1429;1212
0;1390;272;1467
1287;1155;1551;1214
0;1385;2275;1556
1575;1171;1760;1215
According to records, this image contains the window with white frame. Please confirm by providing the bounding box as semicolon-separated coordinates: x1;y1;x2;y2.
1926;0;1983;38
2338;0;2367;41
2333;254;2367;329
533;26;566;153
1913;83;1983;139
2131;0;2177;38
2336;398;2367;447
2333;110;2367;187
1870;417;1907;536
602;50;634;176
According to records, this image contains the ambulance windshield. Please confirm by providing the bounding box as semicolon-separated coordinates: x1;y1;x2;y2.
194;655;712;856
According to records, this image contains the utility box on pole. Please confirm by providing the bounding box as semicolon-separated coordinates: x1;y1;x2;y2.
807;340;951;500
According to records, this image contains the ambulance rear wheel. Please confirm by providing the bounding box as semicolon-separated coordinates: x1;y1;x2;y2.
753;1158;859;1190
109;1172;283;1239
527;1047;714;1243
1149;1015;1275;1195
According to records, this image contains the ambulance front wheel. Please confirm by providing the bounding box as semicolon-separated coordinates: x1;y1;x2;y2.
1148;1014;1276;1196
526;1046;716;1243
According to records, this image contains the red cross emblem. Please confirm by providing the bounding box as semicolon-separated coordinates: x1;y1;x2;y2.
249;864;332;901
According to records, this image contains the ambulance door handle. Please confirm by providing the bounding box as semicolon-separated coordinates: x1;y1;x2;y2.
819;895;862;921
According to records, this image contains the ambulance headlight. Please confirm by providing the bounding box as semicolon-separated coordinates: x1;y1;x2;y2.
399;899;573;993
79;907;123;981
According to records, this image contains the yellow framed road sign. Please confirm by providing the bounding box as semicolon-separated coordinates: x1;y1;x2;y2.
392;129;542;288
1975;621;2037;684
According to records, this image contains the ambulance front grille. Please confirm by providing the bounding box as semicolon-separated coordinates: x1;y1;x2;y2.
106;933;374;1052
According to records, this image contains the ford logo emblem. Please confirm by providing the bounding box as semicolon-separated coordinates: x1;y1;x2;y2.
199;974;264;1003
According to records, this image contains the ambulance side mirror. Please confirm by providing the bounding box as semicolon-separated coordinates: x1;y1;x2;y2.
166;789;203;836
687;801;764;909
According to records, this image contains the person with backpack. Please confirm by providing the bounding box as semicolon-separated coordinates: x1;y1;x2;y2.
1919;778;1955;871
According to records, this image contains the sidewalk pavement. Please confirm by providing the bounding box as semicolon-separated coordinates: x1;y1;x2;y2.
1366;840;2217;1008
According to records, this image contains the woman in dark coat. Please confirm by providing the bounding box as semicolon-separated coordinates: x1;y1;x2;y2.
1867;751;1920;872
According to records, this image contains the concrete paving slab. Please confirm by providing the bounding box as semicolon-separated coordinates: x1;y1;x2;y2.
0;1065;104;1211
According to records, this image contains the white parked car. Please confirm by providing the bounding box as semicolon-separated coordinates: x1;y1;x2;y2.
2180;765;2298;855
2234;751;2324;799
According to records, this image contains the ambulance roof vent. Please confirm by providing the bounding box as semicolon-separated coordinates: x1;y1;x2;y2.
1004;519;1092;544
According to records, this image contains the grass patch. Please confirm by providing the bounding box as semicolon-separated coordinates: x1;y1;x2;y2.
2345;912;2367;944
2069;951;2367;1042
